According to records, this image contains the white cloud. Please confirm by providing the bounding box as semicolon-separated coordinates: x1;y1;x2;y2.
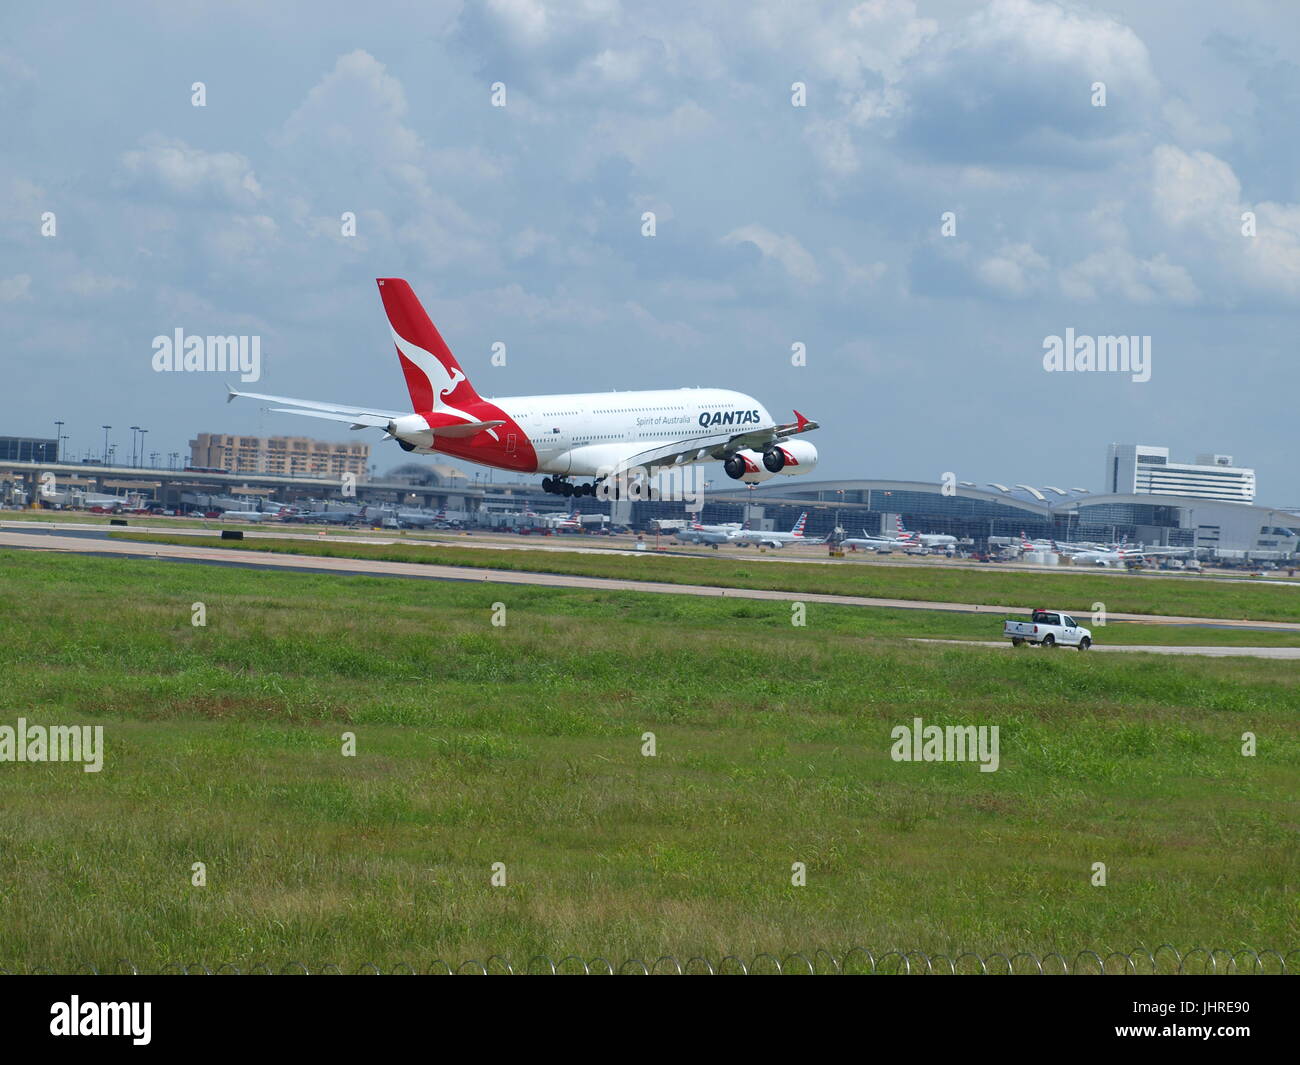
976;242;1048;298
120;136;262;206
273;50;494;272
582;102;714;167
0;273;32;302
723;224;821;284
1152;145;1242;233
1151;145;1300;301
1060;248;1199;305
64;273;134;297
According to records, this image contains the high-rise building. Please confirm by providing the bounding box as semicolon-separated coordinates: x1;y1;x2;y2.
1105;444;1255;503
189;433;369;479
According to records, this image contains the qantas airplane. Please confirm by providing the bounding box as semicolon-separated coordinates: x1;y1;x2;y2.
229;279;821;498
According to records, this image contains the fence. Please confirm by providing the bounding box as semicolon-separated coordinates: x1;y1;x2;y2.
5;947;1295;975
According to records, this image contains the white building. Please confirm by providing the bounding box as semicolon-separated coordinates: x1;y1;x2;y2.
1105;444;1255;503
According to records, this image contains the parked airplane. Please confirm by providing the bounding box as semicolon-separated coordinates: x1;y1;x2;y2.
365;504;439;528
230;279;821;499
548;504;583;531
839;528;907;550
895;517;957;548
1058;536;1192;567
729;512;810;548
284;508;360;525
677;517;744;546
220;509;276;522
676;514;743;544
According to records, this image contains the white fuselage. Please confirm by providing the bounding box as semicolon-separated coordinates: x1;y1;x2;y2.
906;533;957;547
485;387;773;476
731;531;805;547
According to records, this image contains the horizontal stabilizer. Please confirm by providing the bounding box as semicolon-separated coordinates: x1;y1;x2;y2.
426;419;506;438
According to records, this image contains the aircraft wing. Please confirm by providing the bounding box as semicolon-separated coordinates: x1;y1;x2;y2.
605;410;819;477
228;386;403;428
264;407;393;429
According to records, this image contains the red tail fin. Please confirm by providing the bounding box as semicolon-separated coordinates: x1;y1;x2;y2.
376;278;481;411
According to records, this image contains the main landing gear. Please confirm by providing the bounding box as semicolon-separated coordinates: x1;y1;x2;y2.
540;477;655;500
542;477;596;498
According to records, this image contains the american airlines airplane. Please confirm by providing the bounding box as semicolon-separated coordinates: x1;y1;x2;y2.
676;514;744;544
728;512;811;548
1055;537;1192;568
896;517;957;548
841;516;953;551
229;279;821;498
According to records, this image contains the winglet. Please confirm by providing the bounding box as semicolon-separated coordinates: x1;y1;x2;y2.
227;384;239;403
793;409;809;432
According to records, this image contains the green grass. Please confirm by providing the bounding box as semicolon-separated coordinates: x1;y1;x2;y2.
109;530;1300;624
0;550;1296;971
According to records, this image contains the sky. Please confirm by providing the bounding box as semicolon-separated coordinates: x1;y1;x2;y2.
2;0;1297;501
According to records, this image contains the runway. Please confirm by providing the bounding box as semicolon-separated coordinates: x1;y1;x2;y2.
4;528;1299;647
5;518;1300;585
910;639;1300;660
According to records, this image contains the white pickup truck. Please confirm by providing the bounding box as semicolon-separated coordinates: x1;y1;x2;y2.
1003;609;1092;650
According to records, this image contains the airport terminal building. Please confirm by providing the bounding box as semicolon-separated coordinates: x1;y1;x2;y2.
671;443;1298;562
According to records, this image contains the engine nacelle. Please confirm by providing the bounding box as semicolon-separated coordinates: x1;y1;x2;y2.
389;412;434;449
723;449;774;484
769;439;818;477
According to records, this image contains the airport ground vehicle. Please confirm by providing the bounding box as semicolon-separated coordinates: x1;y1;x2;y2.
1002;610;1092;650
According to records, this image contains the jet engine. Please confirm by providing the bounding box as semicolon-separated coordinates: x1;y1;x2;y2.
722;449;774;484
388;413;435;450
765;439;818;476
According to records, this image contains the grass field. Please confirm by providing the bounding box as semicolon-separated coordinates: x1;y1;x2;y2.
0;549;1296;970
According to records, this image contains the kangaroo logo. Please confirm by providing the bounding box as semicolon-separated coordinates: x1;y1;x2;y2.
390;329;498;437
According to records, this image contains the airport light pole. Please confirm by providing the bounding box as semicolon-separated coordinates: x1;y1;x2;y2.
138;428;148;467
54;420;64;462
102;425;111;464
129;426;140;467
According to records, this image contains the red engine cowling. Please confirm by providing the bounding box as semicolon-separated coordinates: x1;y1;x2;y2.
722;449;774;484
768;439;818;476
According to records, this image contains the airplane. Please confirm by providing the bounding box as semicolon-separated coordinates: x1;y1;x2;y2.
1020;530;1067;553
283;507;361;525
365;504;439;528
895;516;957;548
677;518;744;546
839;528;908;551
1059;536;1192;567
728;511;810;548
219;509;275;522
551;504;583;532
676;514;743;544
229;279;821;499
